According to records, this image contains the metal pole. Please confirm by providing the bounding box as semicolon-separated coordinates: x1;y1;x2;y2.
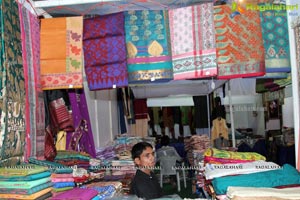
228;80;236;148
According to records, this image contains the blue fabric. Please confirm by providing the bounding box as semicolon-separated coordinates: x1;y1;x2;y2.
212;164;300;195
53;181;75;188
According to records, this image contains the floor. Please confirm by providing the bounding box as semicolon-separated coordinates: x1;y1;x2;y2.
161;178;199;199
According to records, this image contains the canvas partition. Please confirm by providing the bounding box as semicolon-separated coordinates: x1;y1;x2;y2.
168;3;217;80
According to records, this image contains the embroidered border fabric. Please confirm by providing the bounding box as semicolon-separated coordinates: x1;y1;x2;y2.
125;10;173;83
214;5;265;79
169;3;217;80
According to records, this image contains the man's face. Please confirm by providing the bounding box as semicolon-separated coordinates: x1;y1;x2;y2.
134;147;156;170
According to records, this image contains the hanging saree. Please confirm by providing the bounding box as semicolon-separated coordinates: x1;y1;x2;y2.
0;0;26;166
18;3;45;160
168;3;217;80
66;89;96;158
83;13;128;90
260;7;290;73
214;5;265;79
124;10;173;83
40;17;83;90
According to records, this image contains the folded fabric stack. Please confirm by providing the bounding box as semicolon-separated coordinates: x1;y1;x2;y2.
184;135;210;166
55;150;91;169
111;160;136;177
51;172;75;193
96;146;116;165
28;157;73;174
212;164;300;196
204;148;266;165
50;187;99;200
0;164;52;199
82;181;123;199
114;135;143;160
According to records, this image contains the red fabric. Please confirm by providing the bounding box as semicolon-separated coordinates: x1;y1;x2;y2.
133;99;148;119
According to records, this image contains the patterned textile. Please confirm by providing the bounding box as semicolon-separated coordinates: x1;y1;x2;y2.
83;13;128;90
0;0;26;167
67;90;96;157
40;17;83;90
260;8;290;73
214;5;265;79
18;3;45;160
169;3;217;80
125;10;173;83
204;148;266;161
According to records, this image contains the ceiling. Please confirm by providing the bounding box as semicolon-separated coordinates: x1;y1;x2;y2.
32;0;213;17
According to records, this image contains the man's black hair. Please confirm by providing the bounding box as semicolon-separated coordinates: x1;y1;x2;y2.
131;142;153;160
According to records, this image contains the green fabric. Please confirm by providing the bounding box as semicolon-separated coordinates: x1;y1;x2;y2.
0;164;48;177
0;181;52;194
0;0;25;166
0;171;50;181
52;186;74;192
212;164;300;195
0;177;50;189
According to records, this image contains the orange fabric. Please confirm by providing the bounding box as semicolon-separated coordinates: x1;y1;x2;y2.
214;5;265;79
40;17;83;90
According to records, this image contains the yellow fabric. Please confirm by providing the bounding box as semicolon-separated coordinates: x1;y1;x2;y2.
211;118;228;143
204;148;266;161
0;187;51;199
55;131;66;150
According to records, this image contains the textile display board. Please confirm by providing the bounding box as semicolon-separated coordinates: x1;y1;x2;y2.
214;5;265;79
83;13;128;90
18;3;45;160
260;7;291;74
125;10;173;83
0;0;26;166
40;17;84;90
168;3;217;80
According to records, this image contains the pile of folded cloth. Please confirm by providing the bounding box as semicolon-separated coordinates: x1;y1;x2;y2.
81;181;123;199
111;160;136;177
51;170;75;194
184;135;210;166
0;164;52;199
54;150;91;169
96;146;116;165
50;187;99;200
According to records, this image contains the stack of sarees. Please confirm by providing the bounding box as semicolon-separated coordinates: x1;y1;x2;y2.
0;164;52;199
